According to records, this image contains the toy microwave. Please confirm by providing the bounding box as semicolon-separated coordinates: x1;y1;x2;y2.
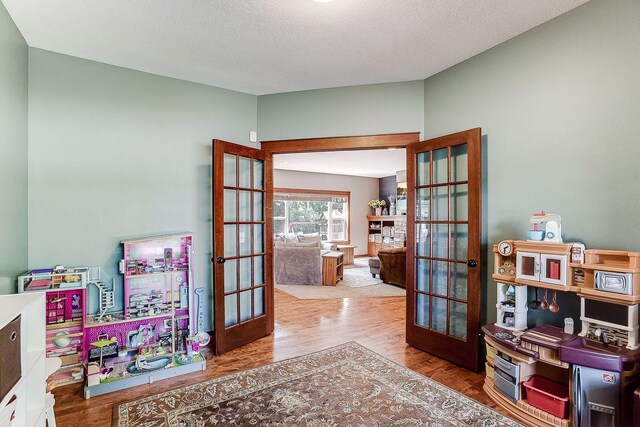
595;270;634;295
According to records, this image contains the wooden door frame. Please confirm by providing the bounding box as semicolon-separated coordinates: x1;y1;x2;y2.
261;132;420;154
262;131;420;247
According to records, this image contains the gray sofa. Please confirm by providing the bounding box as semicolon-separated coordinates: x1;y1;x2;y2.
273;234;336;285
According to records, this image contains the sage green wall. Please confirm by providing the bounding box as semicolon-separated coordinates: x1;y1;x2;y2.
0;2;28;294
423;0;640;324
257;80;424;141
28;48;257;327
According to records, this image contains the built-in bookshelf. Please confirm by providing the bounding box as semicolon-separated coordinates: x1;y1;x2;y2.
367;215;407;256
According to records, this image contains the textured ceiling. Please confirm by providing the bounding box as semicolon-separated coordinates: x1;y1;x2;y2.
2;0;588;95
274;149;406;178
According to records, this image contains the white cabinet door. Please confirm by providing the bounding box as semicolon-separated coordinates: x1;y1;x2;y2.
516;251;540;282
540;254;567;286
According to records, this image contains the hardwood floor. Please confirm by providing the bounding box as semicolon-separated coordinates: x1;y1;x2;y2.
54;290;501;426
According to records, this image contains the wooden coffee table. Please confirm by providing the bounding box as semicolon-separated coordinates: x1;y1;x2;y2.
322;252;344;286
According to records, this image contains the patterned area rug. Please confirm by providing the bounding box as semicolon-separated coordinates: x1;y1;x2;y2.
114;342;521;427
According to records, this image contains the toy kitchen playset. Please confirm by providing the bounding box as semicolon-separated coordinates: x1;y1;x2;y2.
18;233;207;399
484;212;640;427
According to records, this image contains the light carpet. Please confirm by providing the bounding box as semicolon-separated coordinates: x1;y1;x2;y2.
114;342;521;427
276;257;405;299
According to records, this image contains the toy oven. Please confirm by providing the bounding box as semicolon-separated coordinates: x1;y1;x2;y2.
594;271;633;295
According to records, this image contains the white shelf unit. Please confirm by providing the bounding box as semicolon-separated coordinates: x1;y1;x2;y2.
0;293;46;427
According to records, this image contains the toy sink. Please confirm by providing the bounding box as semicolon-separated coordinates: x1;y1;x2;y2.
126;356;172;374
560;337;626;372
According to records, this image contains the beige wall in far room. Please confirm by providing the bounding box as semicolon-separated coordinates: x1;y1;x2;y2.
273;169;379;255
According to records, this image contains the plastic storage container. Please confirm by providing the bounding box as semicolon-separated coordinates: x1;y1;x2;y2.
523;375;569;419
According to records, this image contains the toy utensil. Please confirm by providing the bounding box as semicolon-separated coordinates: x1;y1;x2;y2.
540;289;549;310
549;291;559;313
529;288;541;310
194;288;210;346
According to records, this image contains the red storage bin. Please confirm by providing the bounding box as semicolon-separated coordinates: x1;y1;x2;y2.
522;375;569;419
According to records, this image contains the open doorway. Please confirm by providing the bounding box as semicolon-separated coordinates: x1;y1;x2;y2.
271;148;408;299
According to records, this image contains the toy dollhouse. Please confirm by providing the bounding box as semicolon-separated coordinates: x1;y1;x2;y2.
18;233;206;399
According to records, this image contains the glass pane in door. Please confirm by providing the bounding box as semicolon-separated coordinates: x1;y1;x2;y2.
239;191;251;221
221;145;268;332
416;293;429;327
449;262;467;300
224;154;236;187
451;144;468;182
254;255;264;286
253;160;264;190
451;185;468;221
224;190;237;221
254;287;265;317
416;152;430;186
224;225;237;257
432;186;448;221
433;148;448;184
239;257;251;289
239;157;251;188
449;301;467;340
432;224;448;259
432;260;448;296
431;296;447;333
416;258;430;292
450;224;468;260
224;259;237;293
416;224;430;257
253;192;264;221
413;142;471;342
416;188;430;220
239;290;252;322
224;294;238;327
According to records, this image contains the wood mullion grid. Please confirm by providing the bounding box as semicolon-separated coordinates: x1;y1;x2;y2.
446;146;452;338
414;289;469;306
428;149;434;333
250;159;255;323
415;254;468;264
235;155;241;328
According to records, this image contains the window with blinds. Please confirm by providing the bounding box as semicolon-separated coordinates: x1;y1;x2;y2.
273;190;349;242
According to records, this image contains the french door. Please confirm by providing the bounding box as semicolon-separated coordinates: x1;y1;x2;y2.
406;128;482;371
212;139;273;355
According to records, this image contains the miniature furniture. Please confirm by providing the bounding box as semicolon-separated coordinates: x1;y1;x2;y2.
485;238;640;426
83;233;205;399
367;215;406;256
378;247;406;289
18;267;96;388
514;241;572;290
0;293;46;427
369;258;381;278
321;252;344;286
495;283;528;331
